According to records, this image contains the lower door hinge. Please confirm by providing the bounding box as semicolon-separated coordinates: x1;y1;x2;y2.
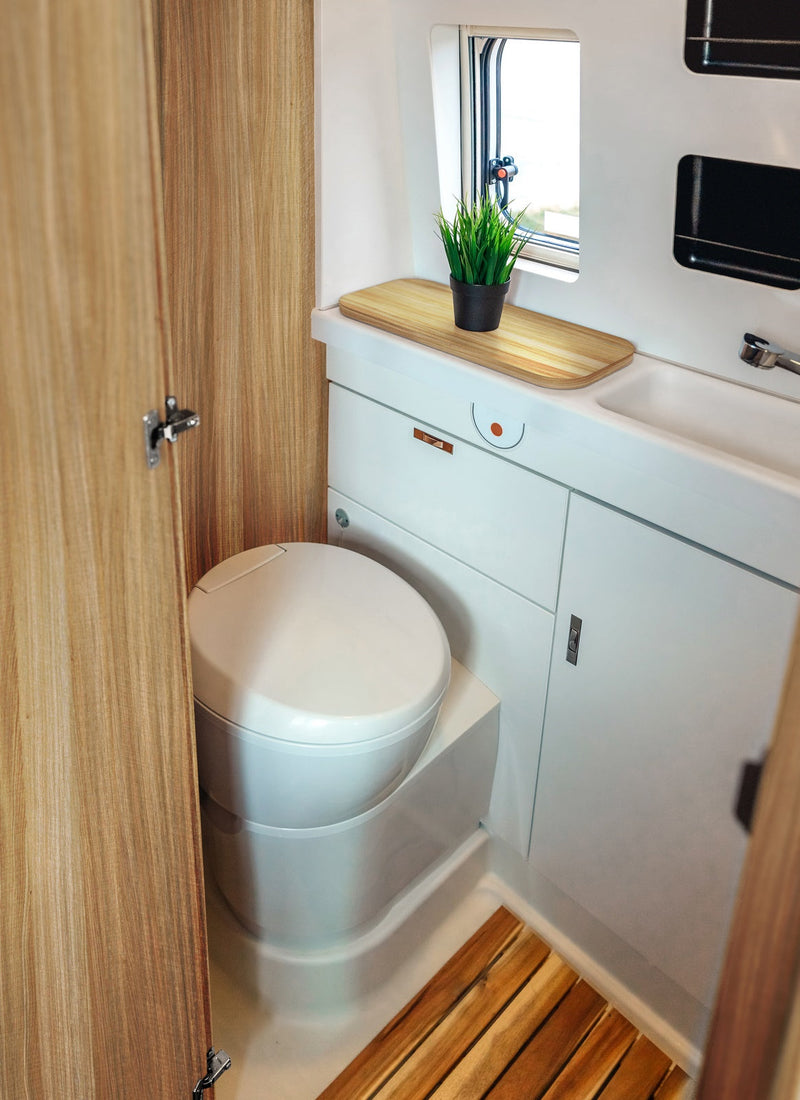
193;1048;231;1097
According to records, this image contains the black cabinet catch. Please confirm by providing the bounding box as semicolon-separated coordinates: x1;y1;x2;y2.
735;755;767;833
566;615;582;666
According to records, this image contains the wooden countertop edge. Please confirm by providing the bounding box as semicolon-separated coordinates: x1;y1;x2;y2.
338;280;635;390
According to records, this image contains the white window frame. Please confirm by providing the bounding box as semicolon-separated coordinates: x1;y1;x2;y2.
460;26;581;274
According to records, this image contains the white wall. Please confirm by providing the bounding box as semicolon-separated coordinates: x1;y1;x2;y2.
316;0;800;396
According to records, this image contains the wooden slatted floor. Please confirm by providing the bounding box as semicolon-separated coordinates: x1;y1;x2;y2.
318;907;692;1100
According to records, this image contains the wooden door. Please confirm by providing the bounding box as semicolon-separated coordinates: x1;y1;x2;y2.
697;615;800;1098
156;0;326;591
0;1;212;1097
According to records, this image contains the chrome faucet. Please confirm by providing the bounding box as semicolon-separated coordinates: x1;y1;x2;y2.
740;333;800;375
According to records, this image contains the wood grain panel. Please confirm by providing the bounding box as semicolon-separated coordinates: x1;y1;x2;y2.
0;0;211;1094
484;980;607;1099
772;971;800;1100
697;616;800;1100
339;279;635;389
157;0;326;590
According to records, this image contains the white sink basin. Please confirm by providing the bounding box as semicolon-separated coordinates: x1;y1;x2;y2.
596;364;800;480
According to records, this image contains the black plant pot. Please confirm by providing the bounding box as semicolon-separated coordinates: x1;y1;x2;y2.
449;277;510;332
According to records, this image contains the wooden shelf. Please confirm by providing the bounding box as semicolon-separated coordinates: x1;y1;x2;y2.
339;278;635;390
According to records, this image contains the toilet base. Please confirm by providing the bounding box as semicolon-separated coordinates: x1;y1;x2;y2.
201;659;499;1012
205;826;491;1016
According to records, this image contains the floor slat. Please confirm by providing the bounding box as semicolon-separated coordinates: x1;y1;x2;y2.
316;908;691;1100
428;953;578;1099
316;906;524;1100
654;1065;693;1099
372;927;551;1099
522;1008;636;1100
598;1033;673;1099
484;979;608;1099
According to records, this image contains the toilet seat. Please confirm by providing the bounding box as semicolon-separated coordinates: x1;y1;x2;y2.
189;543;451;828
190;542;450;746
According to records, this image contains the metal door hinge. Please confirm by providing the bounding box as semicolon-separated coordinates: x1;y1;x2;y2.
192;1048;231;1097
144;395;200;469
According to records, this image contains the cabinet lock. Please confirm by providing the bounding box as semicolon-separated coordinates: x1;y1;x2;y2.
566;614;582;665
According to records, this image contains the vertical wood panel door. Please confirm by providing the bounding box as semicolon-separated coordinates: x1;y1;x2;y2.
0;1;212;1097
157;0;327;590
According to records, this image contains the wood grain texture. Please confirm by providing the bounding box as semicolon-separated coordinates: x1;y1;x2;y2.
772;969;800;1100
598;1034;672;1099
0;0;211;1095
654;1066;693;1099
697;615;800;1100
319;908;687;1100
157;0;326;590
484;980;607;1099
318;906;523;1100
375;928;551;1100
429;953;578;1099
540;1009;637;1100
339;279;635;389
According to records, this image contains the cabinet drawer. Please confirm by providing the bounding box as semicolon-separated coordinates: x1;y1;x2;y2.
329;385;568;609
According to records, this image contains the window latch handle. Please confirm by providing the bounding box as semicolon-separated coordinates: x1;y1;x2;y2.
489;156;518;183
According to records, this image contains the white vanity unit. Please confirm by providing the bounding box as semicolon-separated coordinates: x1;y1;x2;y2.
314;303;800;1059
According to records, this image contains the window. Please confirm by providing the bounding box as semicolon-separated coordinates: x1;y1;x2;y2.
461;28;580;272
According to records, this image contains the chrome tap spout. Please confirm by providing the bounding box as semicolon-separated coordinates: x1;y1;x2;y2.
740;333;800;375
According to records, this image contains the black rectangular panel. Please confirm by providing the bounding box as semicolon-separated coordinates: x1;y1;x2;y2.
685;0;800;79
674;155;800;289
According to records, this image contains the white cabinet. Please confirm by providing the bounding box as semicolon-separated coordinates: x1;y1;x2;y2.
328;383;569;854
328;385;568;610
529;494;798;1007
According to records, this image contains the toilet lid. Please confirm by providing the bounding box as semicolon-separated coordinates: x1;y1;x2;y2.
189;543;450;746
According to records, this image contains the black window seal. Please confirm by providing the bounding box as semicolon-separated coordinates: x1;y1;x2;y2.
467;31;580;269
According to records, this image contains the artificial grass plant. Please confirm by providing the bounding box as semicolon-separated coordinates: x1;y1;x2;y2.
435;193;527;286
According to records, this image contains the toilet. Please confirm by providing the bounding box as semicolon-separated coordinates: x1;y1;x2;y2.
190;542;500;974
190;542;451;831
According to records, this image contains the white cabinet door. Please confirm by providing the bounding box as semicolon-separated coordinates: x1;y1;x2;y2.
529;494;798;1008
329;492;555;855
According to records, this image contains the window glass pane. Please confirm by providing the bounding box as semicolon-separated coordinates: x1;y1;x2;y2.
499;39;580;242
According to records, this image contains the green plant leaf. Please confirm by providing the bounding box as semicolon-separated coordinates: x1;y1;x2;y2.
435;192;528;285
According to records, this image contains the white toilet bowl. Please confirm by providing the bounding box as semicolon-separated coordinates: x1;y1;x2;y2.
189;543;451;830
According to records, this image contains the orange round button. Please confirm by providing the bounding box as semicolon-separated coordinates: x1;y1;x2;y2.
471;403;525;448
